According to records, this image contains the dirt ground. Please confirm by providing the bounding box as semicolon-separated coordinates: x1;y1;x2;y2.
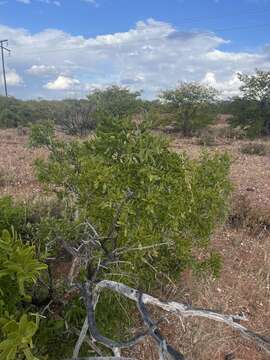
0;128;270;360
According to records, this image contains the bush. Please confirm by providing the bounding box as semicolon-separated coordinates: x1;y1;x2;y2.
229;194;270;234
240;142;268;156
3;116;230;359
0;229;47;360
229;70;270;137
32;117;231;288
159;82;218;136
0;197;26;234
61;99;97;136
198;132;216;146
29;121;55;149
87;85;142;119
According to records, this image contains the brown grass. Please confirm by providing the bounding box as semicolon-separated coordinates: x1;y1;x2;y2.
1;128;270;360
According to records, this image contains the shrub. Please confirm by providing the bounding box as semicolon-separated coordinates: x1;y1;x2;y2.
0;197;26;234
0;109;21;128
240;142;268;156
0;229;47;360
229;194;270;234
20;117;232;358
32;117;231;288
160;82;218;136
29;121;55;149
61;99;97;136
229;70;270;137
87;85;142;119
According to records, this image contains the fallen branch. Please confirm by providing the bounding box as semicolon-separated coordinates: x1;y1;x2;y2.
93;280;270;356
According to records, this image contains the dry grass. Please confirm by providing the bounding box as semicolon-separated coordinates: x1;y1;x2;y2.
0;129;47;199
1;128;270;359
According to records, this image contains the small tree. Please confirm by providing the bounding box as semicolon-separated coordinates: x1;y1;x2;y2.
160;82;218;136
87;85;142;119
230;69;270;137
0;109;21;128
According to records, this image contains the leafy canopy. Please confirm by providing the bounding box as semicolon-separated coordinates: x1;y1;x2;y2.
87;85;142;119
32;117;231;288
160;82;218;136
230;69;270;137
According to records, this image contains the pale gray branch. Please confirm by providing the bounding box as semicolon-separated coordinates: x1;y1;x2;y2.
94;280;270;356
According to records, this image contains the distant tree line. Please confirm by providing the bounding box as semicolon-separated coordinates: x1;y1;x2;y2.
1;69;270;138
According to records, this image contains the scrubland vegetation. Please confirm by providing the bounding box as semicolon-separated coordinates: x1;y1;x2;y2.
0;70;270;360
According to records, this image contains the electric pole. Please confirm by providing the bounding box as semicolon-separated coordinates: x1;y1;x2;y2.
0;40;11;97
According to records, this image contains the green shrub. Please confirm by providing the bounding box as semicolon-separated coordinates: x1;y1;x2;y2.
31;117;231;289
11;116;231;358
229;70;270;137
159;82;218;136
87;85;142;119
0;229;47;360
240;142;268;156
0;197;26;235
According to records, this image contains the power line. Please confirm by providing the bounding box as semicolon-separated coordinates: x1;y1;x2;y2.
0;39;11;97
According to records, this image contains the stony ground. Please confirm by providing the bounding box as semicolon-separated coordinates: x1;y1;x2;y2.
0;128;270;360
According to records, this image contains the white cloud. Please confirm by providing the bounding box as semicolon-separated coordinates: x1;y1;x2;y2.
26;64;57;76
16;0;61;5
82;0;99;7
16;0;31;4
44;75;80;90
0;19;269;99
202;71;242;97
37;0;61;6
4;69;23;86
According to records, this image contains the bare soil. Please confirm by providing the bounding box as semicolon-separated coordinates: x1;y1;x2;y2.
0;128;270;360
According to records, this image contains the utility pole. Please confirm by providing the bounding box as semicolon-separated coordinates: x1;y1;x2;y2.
0;40;11;97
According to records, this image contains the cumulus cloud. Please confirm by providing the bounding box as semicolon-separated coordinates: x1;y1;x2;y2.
44;75;80;90
3;69;23;86
0;19;269;99
27;64;57;76
202;71;242;97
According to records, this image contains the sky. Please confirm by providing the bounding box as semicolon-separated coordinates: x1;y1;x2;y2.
0;0;270;99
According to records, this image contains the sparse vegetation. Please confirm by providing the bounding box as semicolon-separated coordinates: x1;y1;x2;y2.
240;142;268;156
1;70;270;359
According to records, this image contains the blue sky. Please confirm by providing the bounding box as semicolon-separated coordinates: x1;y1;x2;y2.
0;0;270;99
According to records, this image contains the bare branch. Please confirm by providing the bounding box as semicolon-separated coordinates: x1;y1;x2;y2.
94;280;270;356
137;293;185;360
81;282;150;351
